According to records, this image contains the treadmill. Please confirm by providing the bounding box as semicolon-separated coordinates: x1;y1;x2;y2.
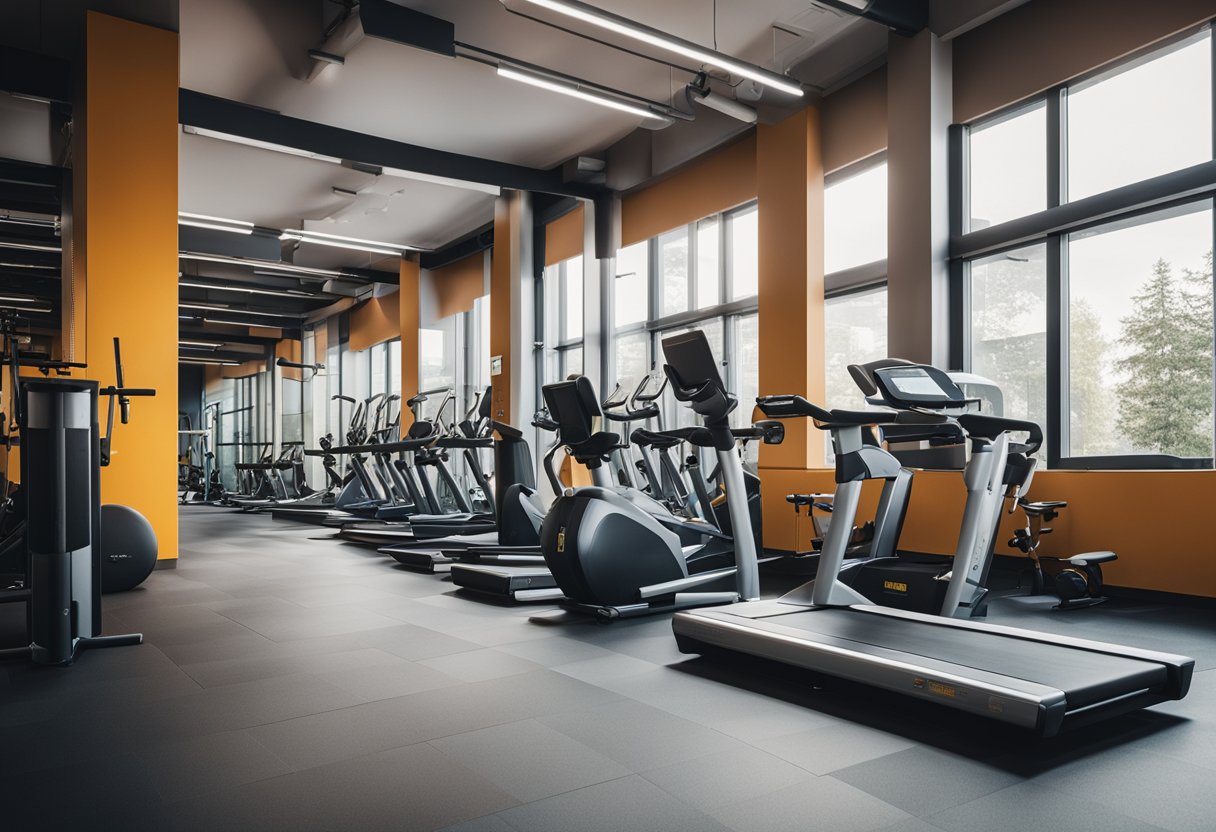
672;365;1193;736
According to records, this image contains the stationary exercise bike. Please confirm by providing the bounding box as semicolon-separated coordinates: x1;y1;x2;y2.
1009;498;1117;609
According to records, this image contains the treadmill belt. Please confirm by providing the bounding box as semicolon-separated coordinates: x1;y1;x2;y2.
771;608;1165;709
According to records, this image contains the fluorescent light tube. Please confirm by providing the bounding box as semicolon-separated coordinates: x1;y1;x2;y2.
179;340;223;348
179;212;255;227
180;219;254;235
179;357;240;366
380;166;502;197
516;0;803;97
178;253;345;279
179;281;312;299
497;66;663;121
179;303;298;319
280;232;404;257
0;240;61;253
282;229;415;251
182;126;343;165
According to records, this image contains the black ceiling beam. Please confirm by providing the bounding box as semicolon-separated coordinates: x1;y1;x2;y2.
179;89;608;201
0;46;72;103
360;0;455;57
179;328;286;346
179;226;283;261
0;157;63;189
420;222;493;271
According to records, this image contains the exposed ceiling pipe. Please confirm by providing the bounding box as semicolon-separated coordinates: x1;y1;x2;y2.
811;0;928;38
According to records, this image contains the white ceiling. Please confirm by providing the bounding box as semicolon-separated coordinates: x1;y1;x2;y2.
178;131;496;264
177;0;881;267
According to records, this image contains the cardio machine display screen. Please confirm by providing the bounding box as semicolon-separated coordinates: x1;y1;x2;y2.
885;369;944;397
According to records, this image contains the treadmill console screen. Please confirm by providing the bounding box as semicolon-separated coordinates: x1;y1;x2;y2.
885;369;944;397
873;365;964;408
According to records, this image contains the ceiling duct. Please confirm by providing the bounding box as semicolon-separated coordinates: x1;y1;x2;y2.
305;0;455;81
812;1;928;37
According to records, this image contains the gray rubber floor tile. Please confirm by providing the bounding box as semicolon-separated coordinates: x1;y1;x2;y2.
316;655;462;701
540;699;749;771
178;645;404;688
1033;748;1216;832
641;745;811;810
550;652;662;686
495;634;617;667
419;647;545;682
356;622;485;661
164;741;518;832
498;775;733;832
434;816;519;832
429;718;630;802
137;729;293;802
832;746;1020;817
708;776;912;832
753;721;917;775
928;781;1169;832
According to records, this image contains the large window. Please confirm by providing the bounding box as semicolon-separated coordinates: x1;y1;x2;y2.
1066;33;1211;202
823;158;889;425
607;203;759;442
727;205;758;300
824;161;888;273
544;254;585;381
956;27;1216;468
1067;204;1213;459
968;103;1046;229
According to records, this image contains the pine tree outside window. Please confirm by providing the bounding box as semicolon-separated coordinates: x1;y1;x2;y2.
954;25;1215;469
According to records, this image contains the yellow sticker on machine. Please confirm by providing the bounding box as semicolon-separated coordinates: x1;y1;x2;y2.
883;580;908;593
556;529;566;553
913;677;965;699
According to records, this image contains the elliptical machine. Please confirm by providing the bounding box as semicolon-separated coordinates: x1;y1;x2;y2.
539;330;781;620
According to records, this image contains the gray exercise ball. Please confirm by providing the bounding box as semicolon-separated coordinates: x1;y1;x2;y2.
100;504;158;593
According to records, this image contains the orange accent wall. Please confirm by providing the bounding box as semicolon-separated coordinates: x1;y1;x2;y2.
756;107;825;469
77;12;179;560
821;65;887;174
545;204;585;266
249;326;283;339
432;252;486;320
489;192;523;423
621;133;758;246
349;291;401;352
763;466;1216;600
276;339;303;381
399;258;420;435
953;0;1216;122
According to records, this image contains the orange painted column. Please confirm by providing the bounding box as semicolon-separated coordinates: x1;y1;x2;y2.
70;12;180;560
399;257;421;435
756;105;827;550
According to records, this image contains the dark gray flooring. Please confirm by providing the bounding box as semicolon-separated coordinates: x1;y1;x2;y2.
1;506;1214;832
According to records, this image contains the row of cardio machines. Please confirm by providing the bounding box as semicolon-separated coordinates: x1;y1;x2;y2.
328;360;781;613
268;387;501;538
